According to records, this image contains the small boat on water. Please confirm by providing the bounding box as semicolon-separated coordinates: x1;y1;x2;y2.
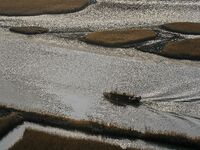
103;91;141;104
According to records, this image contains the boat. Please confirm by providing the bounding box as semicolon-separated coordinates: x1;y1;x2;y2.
103;91;141;104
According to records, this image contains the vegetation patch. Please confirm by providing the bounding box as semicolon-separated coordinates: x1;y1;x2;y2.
0;112;23;140
161;38;200;60
103;91;141;107
0;105;200;149
162;22;200;34
0;0;91;16
142;131;200;149
9;129;138;150
81;29;156;47
10;26;49;35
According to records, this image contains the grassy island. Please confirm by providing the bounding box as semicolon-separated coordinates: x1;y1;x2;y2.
10;26;49;35
162;38;200;60
0;0;91;16
81;29;156;47
162;22;200;34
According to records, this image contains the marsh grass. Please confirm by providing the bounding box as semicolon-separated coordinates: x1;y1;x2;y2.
162;22;200;35
0;105;200;149
142;131;200;149
162;38;200;60
0;0;91;16
22;110;142;139
9;129;139;150
81;29;156;47
0;112;23;140
10;26;49;35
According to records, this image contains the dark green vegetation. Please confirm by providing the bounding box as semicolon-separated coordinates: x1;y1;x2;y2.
9;129;139;150
0;0;91;16
10;26;49;35
162;22;200;34
0;105;200;149
81;29;156;47
0;112;23;140
162;38;200;60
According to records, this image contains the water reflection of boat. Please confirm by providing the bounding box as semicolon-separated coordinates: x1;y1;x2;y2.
103;91;141;104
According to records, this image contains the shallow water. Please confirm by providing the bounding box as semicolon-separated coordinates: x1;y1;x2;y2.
0;30;200;136
0;0;200;149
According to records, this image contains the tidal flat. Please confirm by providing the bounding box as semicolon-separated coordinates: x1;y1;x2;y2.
0;0;200;150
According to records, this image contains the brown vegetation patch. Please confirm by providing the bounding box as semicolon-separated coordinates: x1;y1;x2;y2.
9;129;138;150
0;0;91;16
10;26;49;35
0;112;23;139
162;22;200;34
81;29;156;47
162;38;200;60
143;131;200;149
0;105;200;149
